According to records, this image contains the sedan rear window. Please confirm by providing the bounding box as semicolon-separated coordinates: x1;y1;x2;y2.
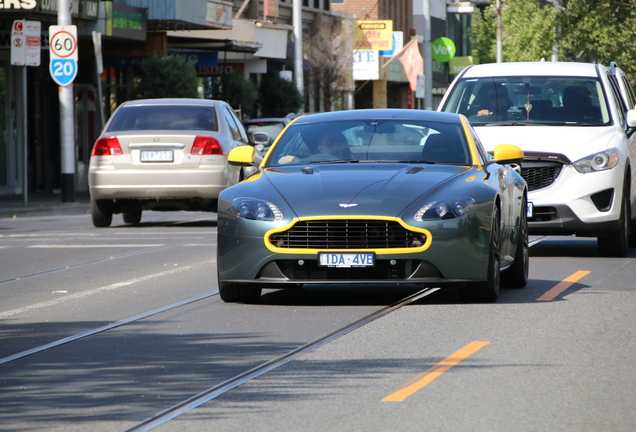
106;105;219;132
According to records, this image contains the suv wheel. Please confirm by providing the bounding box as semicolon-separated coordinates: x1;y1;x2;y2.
597;186;630;257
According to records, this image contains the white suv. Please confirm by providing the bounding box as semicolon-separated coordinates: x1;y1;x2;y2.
439;61;636;257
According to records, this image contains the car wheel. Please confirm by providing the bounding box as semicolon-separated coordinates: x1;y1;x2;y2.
460;206;501;303
91;199;113;228
218;279;262;303
597;186;629;257
123;210;142;225
501;195;529;289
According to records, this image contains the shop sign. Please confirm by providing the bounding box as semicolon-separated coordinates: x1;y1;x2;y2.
196;63;245;77
354;20;393;50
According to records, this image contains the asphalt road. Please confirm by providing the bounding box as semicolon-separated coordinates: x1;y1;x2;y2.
1;211;635;432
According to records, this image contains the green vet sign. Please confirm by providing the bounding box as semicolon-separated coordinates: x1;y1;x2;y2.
432;37;456;63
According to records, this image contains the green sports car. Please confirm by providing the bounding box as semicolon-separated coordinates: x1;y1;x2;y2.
217;109;528;303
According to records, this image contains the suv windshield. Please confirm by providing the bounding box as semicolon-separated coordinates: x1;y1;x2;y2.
443;76;611;126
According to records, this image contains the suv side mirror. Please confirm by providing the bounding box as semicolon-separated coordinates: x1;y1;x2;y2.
626;109;636;129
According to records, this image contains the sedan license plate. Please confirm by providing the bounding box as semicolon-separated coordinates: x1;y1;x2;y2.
527;201;533;218
318;252;375;268
140;150;173;162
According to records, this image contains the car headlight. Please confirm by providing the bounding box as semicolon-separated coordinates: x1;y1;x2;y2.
573;148;619;173
414;197;476;221
232;198;283;221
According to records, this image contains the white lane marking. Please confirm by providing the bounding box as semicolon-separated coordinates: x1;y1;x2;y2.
0;263;203;319
27;244;164;248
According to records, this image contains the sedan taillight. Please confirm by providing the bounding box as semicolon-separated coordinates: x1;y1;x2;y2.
91;137;123;156
191;136;223;155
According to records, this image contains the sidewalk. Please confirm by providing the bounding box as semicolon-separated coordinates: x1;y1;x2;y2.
0;192;90;219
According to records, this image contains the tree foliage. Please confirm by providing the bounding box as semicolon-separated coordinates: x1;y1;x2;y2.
472;0;636;81
135;53;198;99
258;74;303;117
218;72;259;117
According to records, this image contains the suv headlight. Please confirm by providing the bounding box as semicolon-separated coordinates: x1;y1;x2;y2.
573;148;619;173
414;197;476;221
232;198;283;221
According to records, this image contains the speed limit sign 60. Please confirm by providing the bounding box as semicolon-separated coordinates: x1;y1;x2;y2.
49;25;78;60
49;25;78;86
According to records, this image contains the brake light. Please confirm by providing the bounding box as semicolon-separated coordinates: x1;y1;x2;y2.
191;136;223;155
91;136;123;156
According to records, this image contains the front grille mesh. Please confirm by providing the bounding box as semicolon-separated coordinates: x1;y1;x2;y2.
521;163;563;191
269;219;426;249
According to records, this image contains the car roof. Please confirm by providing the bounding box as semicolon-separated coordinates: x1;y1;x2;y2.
119;98;222;107
292;109;462;124
460;62;601;78
244;118;290;124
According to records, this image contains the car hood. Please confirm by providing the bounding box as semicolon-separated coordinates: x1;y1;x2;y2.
263;164;468;218
474;125;617;161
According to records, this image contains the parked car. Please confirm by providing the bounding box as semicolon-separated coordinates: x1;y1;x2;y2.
438;61;636;257
88;98;264;227
217;109;528;303
243;117;293;151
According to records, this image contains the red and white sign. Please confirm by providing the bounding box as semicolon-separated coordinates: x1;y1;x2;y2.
11;20;41;67
49;25;78;61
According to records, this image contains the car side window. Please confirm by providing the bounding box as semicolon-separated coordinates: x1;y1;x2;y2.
607;73;626;125
222;107;244;142
228;109;249;143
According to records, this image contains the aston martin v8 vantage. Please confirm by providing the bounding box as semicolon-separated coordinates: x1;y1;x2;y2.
217;109;528;303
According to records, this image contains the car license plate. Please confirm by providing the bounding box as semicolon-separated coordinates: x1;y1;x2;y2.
527;201;533;218
140;150;173;162
318;252;375;268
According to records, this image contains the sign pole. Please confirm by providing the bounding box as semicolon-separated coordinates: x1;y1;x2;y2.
55;0;76;202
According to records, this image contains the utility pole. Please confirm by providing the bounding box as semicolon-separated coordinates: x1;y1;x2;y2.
58;0;75;202
495;0;503;63
414;0;433;110
293;0;304;109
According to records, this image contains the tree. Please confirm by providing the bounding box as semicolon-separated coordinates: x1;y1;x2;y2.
258;74;303;117
217;72;259;117
472;0;636;81
304;21;352;112
135;53;198;99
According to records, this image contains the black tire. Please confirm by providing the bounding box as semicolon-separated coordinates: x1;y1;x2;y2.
218;279;262;303
123;210;142;224
597;186;630;257
460;206;501;303
502;195;529;289
91;199;113;228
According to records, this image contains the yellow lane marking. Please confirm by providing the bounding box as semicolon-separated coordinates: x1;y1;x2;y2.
537;270;591;301
382;341;491;402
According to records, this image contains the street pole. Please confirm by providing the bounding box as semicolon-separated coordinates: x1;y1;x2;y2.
414;0;433;110
496;0;503;63
58;0;75;202
293;0;304;110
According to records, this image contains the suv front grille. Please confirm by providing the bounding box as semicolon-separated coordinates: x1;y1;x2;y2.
521;162;563;191
269;219;427;250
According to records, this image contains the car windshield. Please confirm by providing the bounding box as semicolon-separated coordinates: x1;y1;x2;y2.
442;76;611;126
267;119;471;166
106;105;219;132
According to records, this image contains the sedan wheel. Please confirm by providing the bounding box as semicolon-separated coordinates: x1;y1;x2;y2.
91;199;113;228
460;206;501;303
123;210;142;225
501;195;529;289
218;278;262;303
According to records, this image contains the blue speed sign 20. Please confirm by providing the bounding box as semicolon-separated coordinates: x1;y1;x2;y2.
50;58;77;86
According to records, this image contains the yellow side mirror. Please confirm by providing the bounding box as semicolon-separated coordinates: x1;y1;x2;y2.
493;144;523;165
228;145;256;166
